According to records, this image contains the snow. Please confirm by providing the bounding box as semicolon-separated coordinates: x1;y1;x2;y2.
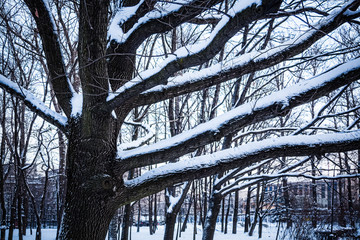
108;0;145;44
70;92;83;116
125;130;360;188
140;3;354;99
109;0;202;45
4;229;57;240
0;74;68;127
119;58;360;161
129;224;278;240
5;223;279;240
107;0;261;102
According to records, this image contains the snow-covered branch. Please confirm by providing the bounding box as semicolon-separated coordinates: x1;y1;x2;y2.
122;130;360;202
0;75;68;133
118;58;360;171
108;0;222;50
220;172;360;197
166;182;191;214
232;127;341;142
133;1;359;107
219;156;313;196
104;0;282;112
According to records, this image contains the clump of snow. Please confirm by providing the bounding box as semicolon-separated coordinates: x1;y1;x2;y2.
71;92;83;117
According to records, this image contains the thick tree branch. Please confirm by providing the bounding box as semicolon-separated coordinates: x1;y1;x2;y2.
105;0;282;112
121;130;360;203
106;0;223;91
0;74;68;133
108;0;222;52
133;1;359;107
117;58;360;171
24;0;74;117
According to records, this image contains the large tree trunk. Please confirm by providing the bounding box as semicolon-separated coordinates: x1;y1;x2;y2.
58;0;121;237
59;131;119;240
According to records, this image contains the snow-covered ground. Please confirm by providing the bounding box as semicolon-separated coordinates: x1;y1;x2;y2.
6;223;278;240
5;228;57;240
7;223;360;239
130;224;278;240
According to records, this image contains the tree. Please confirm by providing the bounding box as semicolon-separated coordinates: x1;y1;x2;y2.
1;0;360;239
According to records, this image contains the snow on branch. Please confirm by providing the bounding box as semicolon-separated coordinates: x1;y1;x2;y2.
134;1;359;107
231;127;341;142
0;74;68;132
105;0;281;112
118;121;154;151
118;58;360;171
123;130;360;199
108;0;146;44
219;172;360;197
108;0;222;48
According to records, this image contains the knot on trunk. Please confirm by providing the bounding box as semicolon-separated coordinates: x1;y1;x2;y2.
83;174;116;192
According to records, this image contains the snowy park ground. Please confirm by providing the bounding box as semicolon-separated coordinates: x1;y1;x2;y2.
5;222;360;239
6;223;278;240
